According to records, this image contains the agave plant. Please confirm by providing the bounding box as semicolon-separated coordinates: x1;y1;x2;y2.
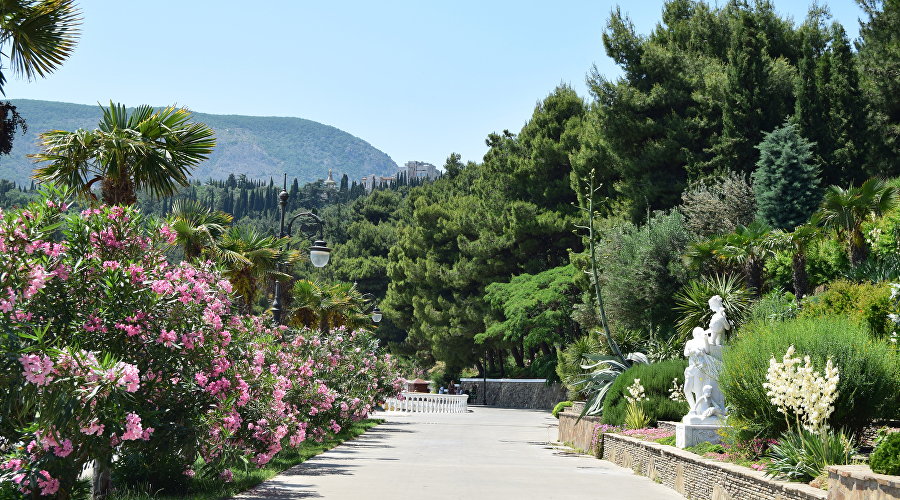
673;274;752;341
573;351;649;417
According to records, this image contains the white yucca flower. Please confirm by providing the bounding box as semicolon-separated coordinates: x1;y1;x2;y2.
625;378;648;405
763;345;839;432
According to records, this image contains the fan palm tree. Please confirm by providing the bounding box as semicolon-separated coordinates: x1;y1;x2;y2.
817;178;898;267
0;0;81;94
767;216;822;299
216;226;297;314
31;102;215;206
288;280;373;333
718;220;774;296
167;200;233;262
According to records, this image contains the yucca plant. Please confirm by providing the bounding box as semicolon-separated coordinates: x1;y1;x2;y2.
673;274;752;341
766;427;855;482
573;352;649;417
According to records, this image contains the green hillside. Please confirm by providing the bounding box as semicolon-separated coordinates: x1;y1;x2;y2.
0;99;398;186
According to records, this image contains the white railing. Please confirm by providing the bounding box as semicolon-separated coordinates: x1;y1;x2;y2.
384;392;468;413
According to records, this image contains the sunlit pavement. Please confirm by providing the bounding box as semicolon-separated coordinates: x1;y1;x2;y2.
233;406;684;500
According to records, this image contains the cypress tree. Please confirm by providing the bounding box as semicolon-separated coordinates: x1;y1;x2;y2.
752;122;821;230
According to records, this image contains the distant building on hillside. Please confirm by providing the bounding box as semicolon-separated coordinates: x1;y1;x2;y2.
361;173;397;192
359;161;439;192
403;161;439;180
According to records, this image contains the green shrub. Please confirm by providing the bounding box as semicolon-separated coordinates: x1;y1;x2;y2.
601;359;689;426
720;316;900;439
598;210;693;334
552;401;573;419
870;432;900;476
746;289;797;324
766;239;848;292
765;428;855;482
799;280;892;338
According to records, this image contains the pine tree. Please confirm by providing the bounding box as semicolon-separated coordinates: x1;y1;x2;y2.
825;23;867;185
752;122;821;230
718;3;781;173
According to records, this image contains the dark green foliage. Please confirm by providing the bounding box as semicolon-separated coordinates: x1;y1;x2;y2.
857;0;900;177
552;401;573;419
480;265;581;355
2;99;397;186
752;122;821;230
601;359;689;426
598;210;693;335
714;3;795;174
720;316;900;439
870;431;900;475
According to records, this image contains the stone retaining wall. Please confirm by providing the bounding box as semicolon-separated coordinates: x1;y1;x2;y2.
828;465;900;500
459;378;567;410
557;410;602;452
557;408;828;500
602;432;826;500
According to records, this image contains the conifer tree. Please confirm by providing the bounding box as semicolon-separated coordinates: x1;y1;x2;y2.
752;122;821;230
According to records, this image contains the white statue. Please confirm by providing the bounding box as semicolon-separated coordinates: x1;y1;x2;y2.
705;295;730;346
681;295;728;425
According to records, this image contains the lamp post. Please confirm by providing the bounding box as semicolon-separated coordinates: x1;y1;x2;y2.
357;288;383;324
272;174;331;325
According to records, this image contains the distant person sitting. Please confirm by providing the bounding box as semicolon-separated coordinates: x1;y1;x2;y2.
448;380;457;395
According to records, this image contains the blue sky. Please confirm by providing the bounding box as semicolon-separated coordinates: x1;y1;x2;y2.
6;0;865;170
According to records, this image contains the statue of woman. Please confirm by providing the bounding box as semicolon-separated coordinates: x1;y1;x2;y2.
683;327;708;411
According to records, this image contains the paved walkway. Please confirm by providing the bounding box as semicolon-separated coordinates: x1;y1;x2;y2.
234;406;684;500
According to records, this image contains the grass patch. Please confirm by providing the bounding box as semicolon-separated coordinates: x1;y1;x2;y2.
110;419;383;500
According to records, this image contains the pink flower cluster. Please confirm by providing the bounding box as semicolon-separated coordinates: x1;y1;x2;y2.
0;200;401;493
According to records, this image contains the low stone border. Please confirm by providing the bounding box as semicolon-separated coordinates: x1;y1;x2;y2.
828;465;900;499
602;432;826;500
558;408;827;500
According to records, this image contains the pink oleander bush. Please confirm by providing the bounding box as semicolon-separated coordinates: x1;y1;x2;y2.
0;192;401;498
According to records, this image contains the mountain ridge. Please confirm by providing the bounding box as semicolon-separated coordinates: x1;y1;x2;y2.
0;99;398;186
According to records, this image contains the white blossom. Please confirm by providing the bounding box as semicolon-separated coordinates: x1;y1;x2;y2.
669;377;686;403
625;378;648;405
763;345;839;432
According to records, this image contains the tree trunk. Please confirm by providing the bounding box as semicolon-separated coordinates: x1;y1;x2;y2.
319;314;329;334
792;251;809;299
474;359;484;378
539;342;552;357
528;347;537;363
497;349;506;378
486;350;496;375
92;457;112;499
100;175;138;206
746;259;763;297
511;345;525;368
850;228;868;267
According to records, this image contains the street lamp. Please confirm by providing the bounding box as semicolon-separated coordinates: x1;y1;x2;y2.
272;174;332;325
371;304;383;323
357;288;383;324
